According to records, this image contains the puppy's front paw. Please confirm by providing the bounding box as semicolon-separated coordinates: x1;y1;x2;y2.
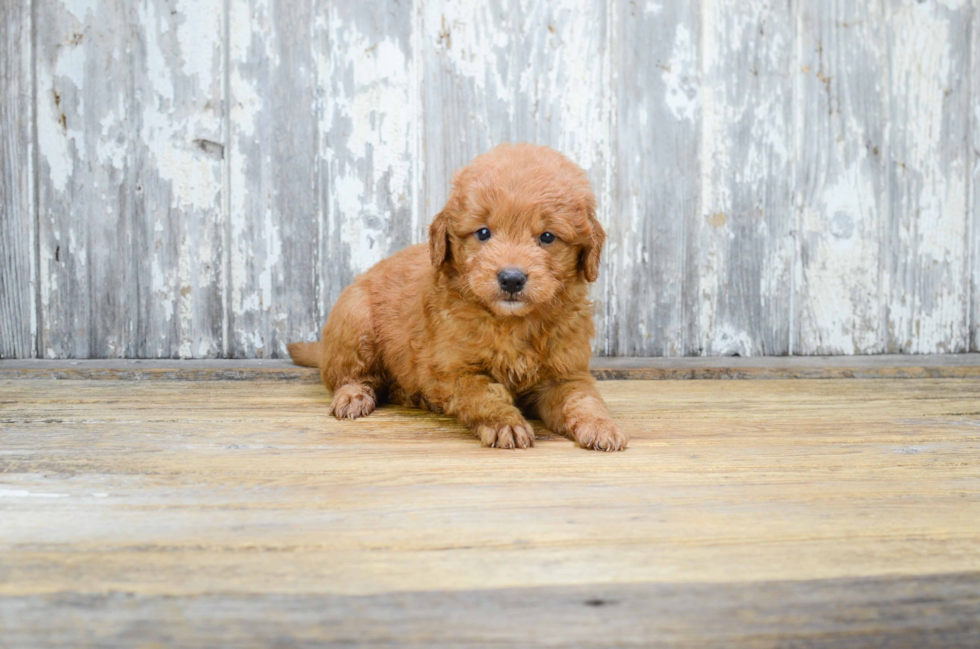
476;421;535;449
330;383;376;420
573;418;628;452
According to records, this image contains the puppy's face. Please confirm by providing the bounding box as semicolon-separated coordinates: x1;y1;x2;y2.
429;144;605;318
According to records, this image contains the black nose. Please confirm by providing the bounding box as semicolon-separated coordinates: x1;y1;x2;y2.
497;268;527;294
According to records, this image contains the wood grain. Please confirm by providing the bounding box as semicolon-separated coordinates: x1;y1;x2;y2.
34;0;225;358
4;355;980;382
36;0;136;358
132;0;226;359
3;574;980;648
1;377;979;644
227;0;319;358
971;0;979;354
601;0;699;356
884;0;972;354
4;0;980;359
698;0;796;356
794;1;886;355
0;0;35;359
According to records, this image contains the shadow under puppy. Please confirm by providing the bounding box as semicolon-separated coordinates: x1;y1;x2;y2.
288;143;627;451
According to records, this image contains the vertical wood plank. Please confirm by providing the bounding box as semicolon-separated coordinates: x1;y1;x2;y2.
884;0;972;353
36;0;139;358
133;0;226;358
421;0;610;343
0;0;36;358
971;0;979;353
698;0;796;356
228;0;318;357
36;0;225;358
314;0;420;322
794;1;887;355
604;0;700;356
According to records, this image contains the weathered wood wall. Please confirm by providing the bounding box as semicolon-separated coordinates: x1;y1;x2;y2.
1;0;977;358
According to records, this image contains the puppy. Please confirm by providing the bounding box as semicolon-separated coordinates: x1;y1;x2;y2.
288;143;627;451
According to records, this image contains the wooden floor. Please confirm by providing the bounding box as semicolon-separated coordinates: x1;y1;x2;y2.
1;369;980;646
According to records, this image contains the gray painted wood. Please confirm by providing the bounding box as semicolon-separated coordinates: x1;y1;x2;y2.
884;0;972;354
974;0;980;354
4;0;979;358
698;0;796;357
0;0;35;359
794;1;887;355
34;0;224;359
132;0;226;359
603;0;699;356
227;0;319;358
35;0;139;358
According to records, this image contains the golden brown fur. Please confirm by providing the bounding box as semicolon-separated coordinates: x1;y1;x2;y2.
288;143;627;451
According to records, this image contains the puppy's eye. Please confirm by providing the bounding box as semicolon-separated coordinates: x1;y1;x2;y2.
475;228;491;241
539;232;556;244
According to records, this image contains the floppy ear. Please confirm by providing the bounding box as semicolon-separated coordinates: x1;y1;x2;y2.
579;206;606;283
428;210;451;268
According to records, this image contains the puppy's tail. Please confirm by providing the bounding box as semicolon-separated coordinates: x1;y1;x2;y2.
287;341;323;368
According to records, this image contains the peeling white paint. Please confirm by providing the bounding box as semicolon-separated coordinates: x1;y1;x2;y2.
711;323;754;357
136;0;224;357
697;0;795;355
321;6;416;275
13;0;977;359
663;24;699;123
37;42;86;194
427;2;515;105
226;21;262;332
174;0;222;87
888;1;970;353
544;1;609;177
644;1;664;15
800;168;881;354
139;0;223;213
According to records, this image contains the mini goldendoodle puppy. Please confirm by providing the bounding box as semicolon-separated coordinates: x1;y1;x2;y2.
288;143;627;451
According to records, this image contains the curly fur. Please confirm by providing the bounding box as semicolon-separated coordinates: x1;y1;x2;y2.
288;143;627;451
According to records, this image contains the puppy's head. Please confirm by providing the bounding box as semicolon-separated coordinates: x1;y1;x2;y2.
429;143;605;318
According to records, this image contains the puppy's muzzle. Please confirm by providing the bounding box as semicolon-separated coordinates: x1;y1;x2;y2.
497;268;527;295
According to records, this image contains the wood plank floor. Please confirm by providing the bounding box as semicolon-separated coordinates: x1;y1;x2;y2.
3;353;980;381
1;376;979;647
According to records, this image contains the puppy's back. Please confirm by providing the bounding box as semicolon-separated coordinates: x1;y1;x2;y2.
288;243;432;371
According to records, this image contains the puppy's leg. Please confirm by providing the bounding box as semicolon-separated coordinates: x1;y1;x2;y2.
320;285;382;421
434;375;534;449
533;375;627;452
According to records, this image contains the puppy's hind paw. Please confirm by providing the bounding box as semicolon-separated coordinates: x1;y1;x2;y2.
573;418;628;452
476;421;535;450
330;383;376;420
